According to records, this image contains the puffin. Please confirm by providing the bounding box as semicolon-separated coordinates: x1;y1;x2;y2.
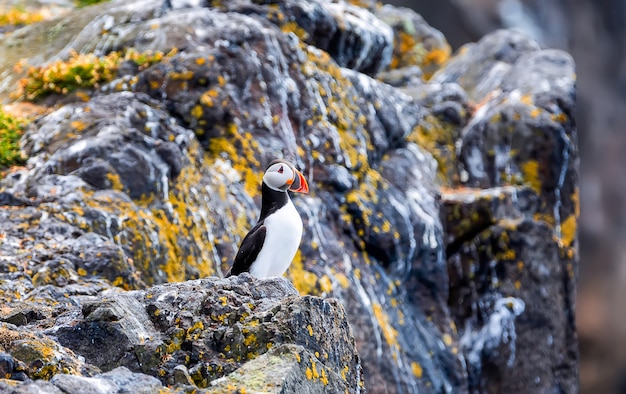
226;159;309;278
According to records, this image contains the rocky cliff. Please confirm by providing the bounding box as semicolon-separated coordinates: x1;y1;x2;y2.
0;0;578;393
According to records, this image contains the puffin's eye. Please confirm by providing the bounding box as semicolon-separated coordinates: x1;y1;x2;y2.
278;166;284;174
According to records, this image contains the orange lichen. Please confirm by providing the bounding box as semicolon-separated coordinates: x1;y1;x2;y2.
422;48;450;78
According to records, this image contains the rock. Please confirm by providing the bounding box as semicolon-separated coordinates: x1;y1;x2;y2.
442;185;577;394
0;1;579;393
47;274;363;392
0;192;32;207
1;275;363;393
0;380;64;394
431;29;541;101
0;322;97;382
213;0;394;75
49;367;163;394
375;4;451;78
0;367;164;394
209;344;354;393
15;91;221;286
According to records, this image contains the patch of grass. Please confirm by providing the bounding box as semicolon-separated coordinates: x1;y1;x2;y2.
0;107;27;169
15;48;175;101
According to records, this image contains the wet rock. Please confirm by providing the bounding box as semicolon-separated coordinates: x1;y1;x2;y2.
435;30;578;394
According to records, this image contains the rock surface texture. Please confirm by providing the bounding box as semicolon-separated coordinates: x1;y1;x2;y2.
0;0;578;393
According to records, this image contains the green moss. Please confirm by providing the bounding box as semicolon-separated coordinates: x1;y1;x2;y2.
75;0;110;7
16;49;174;101
0;107;27;169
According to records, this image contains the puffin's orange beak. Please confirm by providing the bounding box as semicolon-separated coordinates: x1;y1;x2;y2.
288;169;309;193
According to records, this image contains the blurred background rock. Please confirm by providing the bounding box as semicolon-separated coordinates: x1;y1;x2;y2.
384;0;625;392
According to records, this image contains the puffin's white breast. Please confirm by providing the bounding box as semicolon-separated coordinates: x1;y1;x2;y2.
249;198;303;278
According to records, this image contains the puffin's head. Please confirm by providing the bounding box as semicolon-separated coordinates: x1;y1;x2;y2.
263;159;309;193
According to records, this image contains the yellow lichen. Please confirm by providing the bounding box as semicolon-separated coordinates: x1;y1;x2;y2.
559;214;577;246
281;21;309;41
319;275;332;293
191;105;203;118
320;367;329;385
311;361;320;379
105;173;124;191
572;188;580;217
243;333;256;347
520;160;541;194
207;123;261;199
372;302;399;358
529;108;542;118
0;6;47;27
286;250;319;295
407;115;458;183
333;272;350;289
411;362;423;378
520;94;533;105
497;248;516;261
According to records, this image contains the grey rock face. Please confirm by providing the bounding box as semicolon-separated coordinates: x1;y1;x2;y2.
50;275;362;392
0;1;578;393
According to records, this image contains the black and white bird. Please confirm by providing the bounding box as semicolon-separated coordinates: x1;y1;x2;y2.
226;159;309;278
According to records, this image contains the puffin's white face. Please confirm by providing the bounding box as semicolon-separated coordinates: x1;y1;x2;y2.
263;160;309;193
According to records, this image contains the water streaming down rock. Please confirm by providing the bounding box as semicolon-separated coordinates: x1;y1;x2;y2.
0;0;578;393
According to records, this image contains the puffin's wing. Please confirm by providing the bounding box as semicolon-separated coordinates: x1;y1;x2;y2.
226;223;267;277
